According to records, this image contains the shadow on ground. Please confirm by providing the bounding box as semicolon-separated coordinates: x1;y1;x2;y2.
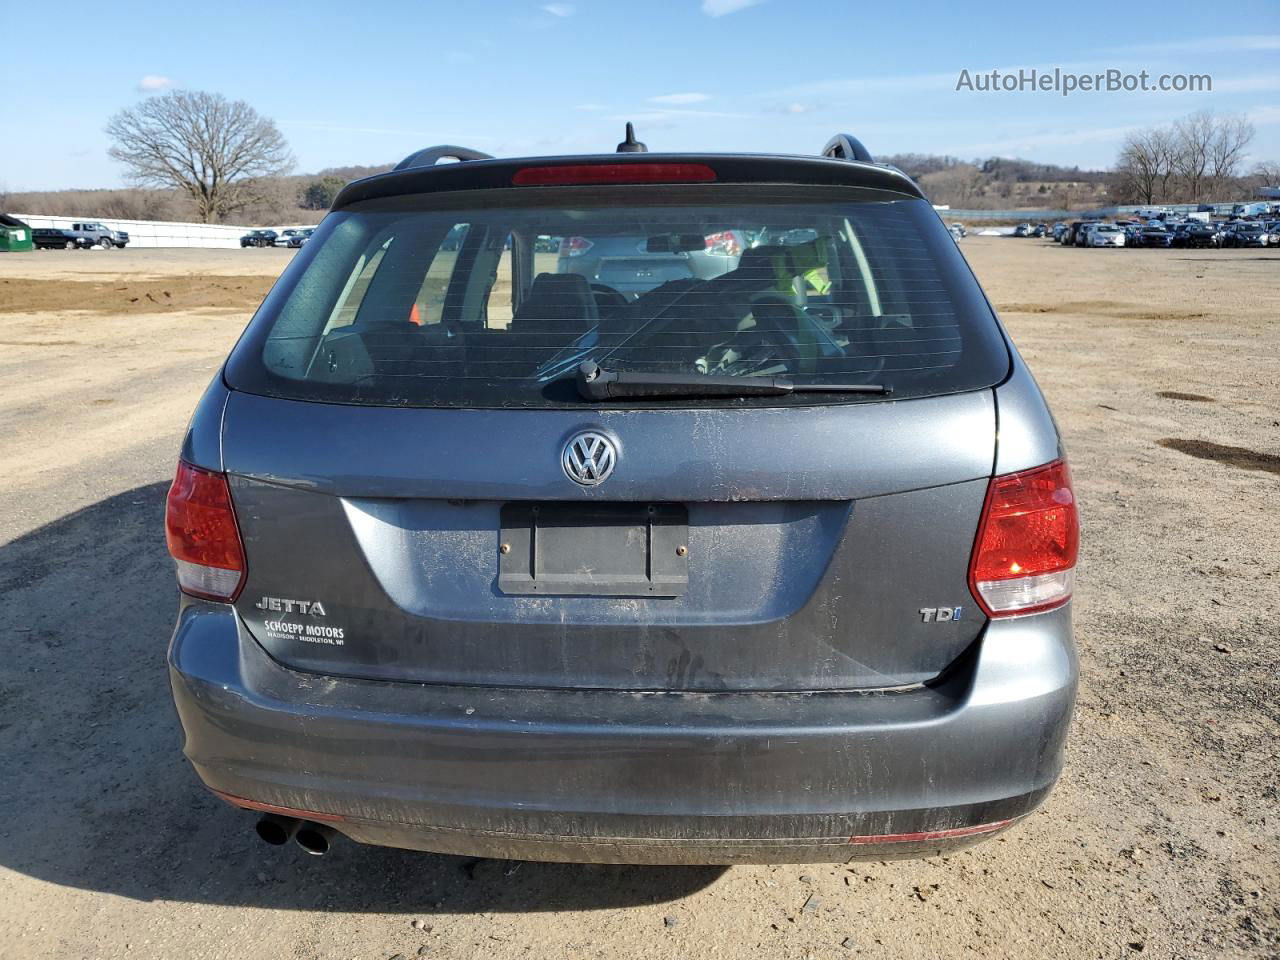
0;483;724;912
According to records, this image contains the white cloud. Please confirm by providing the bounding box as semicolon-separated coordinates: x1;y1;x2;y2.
1211;71;1280;94
1246;105;1280;126
283;120;497;140
771;69;966;100
762;101;817;115
1106;34;1280;56
613;107;755;125
541;3;574;15
938;104;1280;163
702;0;765;16
770;59;1132;101
137;74;171;92
943;123;1141;157
649;92;711;104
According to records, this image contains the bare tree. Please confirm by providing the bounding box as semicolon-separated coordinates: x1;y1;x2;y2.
106;91;293;223
1172;111;1213;202
1114;127;1176;204
1113;111;1257;204
1250;160;1280;187
1171;111;1253;202
1206;114;1255;197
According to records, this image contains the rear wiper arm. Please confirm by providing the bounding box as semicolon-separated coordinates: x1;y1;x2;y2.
575;362;891;401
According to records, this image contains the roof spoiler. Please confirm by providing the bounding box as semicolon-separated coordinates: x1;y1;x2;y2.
390;129;875;172
394;145;494;171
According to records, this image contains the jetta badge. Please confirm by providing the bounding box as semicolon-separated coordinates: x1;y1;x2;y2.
562;431;617;486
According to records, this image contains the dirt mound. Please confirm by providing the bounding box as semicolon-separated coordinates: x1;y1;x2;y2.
1157;391;1215;402
996;300;1206;321
0;275;273;314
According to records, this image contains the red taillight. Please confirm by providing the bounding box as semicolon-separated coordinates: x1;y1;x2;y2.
165;460;246;602
704;230;741;256
558;236;594;257
513;163;716;186
969;459;1078;617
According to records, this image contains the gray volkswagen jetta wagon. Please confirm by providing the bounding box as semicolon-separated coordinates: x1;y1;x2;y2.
166;132;1079;863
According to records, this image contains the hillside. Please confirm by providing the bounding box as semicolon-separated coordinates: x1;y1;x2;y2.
0;163;397;227
881;155;1112;210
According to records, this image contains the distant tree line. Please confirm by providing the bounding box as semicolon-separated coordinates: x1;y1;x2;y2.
881;154;1109;185
877;154;1111;210
1111;110;1268;205
2;171;400;226
297;166;394;209
8;91;1275;224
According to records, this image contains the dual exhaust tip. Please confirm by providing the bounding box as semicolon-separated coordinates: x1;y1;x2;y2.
254;813;336;856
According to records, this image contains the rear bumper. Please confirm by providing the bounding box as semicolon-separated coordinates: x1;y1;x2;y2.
169;602;1077;864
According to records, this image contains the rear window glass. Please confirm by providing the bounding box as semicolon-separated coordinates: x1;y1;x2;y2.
226;185;1008;407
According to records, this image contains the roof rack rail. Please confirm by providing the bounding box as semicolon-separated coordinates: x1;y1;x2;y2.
394;145;495;172
821;134;874;164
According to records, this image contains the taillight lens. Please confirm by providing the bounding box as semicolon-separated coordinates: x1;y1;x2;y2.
704;230;742;256
969;459;1078;617
558;236;594;257
165;460;246;602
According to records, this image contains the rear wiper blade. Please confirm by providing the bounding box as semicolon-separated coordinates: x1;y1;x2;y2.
575;362;891;401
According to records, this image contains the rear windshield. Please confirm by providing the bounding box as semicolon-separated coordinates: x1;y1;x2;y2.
226;184;1009;407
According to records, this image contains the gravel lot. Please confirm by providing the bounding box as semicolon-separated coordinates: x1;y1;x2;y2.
0;240;1276;960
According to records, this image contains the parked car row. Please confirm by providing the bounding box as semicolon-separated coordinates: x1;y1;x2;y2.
1011;222;1049;238
25;221;319;251
25;222;317;251
1047;217;1277;249
240;228;315;248
32;221;129;250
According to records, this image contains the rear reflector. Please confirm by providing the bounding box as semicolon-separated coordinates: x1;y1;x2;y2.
969;459;1078;617
165;460;246;602
849;818;1014;844
513;163;717;186
209;788;346;823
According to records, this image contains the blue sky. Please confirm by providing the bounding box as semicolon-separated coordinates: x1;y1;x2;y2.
2;0;1278;191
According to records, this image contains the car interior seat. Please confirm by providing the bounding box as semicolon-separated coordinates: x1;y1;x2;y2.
513;273;600;326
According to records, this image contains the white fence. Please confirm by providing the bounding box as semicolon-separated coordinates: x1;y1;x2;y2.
11;214;311;249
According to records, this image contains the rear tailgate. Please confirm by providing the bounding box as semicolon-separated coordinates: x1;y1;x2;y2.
223;389;994;691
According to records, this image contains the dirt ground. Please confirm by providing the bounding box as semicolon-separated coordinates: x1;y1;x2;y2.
0;240;1276;960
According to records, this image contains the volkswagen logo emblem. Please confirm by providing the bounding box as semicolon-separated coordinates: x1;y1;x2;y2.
562;431;617;486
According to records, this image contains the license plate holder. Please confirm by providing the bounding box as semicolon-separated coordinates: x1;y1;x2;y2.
498;502;688;597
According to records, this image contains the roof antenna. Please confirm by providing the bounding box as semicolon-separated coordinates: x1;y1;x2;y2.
616;122;647;153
